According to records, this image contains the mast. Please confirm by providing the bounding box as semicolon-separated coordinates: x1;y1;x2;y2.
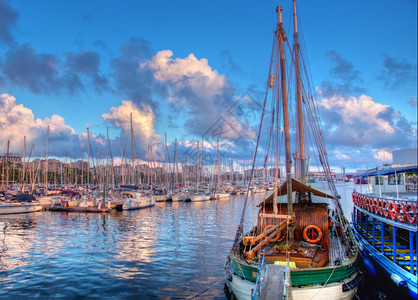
276;6;293;218
46;126;49;191
5;140;10;188
130;112;134;185
87;128;90;191
293;0;305;184
121;143;124;185
22;136;26;192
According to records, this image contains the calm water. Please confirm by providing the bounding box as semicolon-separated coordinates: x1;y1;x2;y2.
0;183;356;299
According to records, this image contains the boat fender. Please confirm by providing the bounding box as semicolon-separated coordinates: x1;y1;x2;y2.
388;201;399;221
397;203;407;223
406;203;417;225
303;225;323;244
390;273;407;287
363;256;377;276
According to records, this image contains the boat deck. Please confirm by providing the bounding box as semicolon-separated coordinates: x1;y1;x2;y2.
329;234;348;266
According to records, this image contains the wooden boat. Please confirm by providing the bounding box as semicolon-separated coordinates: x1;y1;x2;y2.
225;2;361;299
352;164;417;299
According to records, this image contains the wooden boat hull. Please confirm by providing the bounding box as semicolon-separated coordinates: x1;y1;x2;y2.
228;252;360;299
45;206;109;213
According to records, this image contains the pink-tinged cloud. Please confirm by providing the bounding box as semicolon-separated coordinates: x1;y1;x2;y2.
101;100;161;152
0;93;103;157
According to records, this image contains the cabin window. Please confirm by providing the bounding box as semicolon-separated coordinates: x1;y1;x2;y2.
388;174;404;185
375;176;384;185
388;175;396;185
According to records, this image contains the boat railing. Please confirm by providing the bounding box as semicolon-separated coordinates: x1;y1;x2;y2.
353;206;417;276
352;192;417;226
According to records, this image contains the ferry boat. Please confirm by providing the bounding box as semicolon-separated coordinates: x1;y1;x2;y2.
352;164;417;299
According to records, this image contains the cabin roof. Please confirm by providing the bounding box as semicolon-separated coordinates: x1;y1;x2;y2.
360;164;418;177
257;178;335;207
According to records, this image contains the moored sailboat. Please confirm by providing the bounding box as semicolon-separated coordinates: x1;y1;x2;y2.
225;2;361;299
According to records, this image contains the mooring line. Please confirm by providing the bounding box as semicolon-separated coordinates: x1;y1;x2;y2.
188;275;227;299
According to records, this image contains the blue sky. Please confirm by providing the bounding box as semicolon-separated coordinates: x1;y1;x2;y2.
0;0;417;172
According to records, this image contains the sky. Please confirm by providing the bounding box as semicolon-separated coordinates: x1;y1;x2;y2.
0;0;417;173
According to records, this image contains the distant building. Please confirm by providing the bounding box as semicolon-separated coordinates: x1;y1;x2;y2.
0;154;22;163
392;148;417;165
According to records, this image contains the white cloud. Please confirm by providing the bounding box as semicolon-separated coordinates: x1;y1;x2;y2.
318;93;415;149
373;149;393;163
0;93;79;155
102;100;161;150
320;94;395;134
145;50;226;101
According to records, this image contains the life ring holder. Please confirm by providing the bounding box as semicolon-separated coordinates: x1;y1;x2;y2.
303;225;323;244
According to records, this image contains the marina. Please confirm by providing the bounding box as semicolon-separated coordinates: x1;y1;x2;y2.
0;184;357;299
0;0;416;299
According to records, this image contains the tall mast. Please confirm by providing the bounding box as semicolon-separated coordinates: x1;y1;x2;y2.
87;128;90;191
293;0;305;183
130;112;134;185
46;126;49;191
277;6;293;217
22;136;26;192
120;143;124;185
6;140;10;188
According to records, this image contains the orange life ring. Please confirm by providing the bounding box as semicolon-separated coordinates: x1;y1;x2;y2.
382;200;389;218
388;201;399;221
377;199;383;216
264;225;280;242
303;225;323;244
406;203;417;225
365;197;370;211
397;203;407;223
373;198;379;214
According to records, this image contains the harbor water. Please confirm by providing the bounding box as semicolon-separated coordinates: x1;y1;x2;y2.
0;182;358;299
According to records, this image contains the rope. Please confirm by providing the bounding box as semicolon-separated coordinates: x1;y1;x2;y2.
188;275;227;299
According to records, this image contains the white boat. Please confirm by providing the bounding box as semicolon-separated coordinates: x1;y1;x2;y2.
217;192;230;199
0;194;42;215
121;191;155;210
190;192;211;202
152;189;169;202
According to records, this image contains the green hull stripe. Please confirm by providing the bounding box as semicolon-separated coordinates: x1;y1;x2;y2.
231;259;357;286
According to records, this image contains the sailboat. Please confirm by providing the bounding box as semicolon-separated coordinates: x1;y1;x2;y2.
225;2;361;299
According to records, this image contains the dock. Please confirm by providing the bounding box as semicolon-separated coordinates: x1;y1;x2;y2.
256;264;289;299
